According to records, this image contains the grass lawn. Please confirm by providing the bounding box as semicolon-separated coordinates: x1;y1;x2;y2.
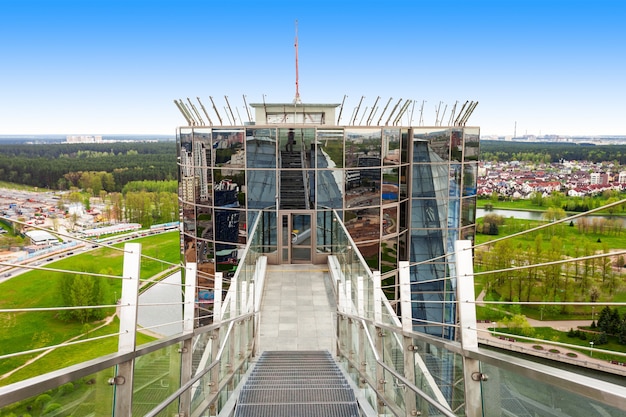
0;231;179;386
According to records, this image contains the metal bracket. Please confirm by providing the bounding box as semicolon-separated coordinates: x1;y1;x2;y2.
107;376;126;386
471;372;488;381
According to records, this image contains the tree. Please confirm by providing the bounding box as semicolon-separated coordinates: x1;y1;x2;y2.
58;274;110;323
501;314;535;337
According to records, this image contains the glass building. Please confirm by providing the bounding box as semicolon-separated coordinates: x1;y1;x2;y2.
176;98;479;339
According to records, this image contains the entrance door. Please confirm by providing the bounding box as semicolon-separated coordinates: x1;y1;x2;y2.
280;212;313;263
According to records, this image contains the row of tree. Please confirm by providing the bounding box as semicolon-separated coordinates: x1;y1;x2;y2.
477;233;619;305
0;142;177;191
480;140;626;164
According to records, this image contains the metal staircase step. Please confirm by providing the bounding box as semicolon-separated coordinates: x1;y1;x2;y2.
233;350;359;417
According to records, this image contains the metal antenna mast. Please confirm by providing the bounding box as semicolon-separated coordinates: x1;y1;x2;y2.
293;20;301;104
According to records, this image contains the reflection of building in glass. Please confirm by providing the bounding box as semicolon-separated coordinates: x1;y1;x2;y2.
176;98;479;339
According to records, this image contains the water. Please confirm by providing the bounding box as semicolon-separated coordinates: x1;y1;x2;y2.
477;208;626;226
137;272;183;337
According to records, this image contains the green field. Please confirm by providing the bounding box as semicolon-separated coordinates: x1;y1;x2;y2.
0;231;180;386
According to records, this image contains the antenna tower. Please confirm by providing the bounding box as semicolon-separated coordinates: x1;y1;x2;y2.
293;20;301;104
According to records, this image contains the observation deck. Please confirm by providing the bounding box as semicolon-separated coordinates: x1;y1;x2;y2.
1;212;626;417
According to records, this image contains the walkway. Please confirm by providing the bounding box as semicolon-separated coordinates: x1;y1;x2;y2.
257;264;336;352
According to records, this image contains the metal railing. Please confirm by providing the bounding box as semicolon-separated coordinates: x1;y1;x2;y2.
2;210;626;416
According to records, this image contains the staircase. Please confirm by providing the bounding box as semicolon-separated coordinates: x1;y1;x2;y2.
279;151;309;209
234;351;359;417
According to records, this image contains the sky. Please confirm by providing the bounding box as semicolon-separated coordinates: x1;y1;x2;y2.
1;0;625;137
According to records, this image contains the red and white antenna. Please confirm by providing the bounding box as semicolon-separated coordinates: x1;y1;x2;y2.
293;20;301;104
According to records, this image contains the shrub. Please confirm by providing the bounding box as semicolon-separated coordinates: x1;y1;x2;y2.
43;403;62;415
34;394;51;410
533;345;544;350
59;382;75;396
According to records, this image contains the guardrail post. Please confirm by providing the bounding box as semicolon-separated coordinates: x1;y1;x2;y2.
113;243;141;417
399;261;418;416
372;270;386;415
179;262;196;417
455;240;484;417
208;272;223;415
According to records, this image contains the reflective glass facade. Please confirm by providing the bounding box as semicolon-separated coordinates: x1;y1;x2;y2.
177;103;479;339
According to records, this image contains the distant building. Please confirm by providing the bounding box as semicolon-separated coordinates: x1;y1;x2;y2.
25;230;58;246
590;172;608;185
66;135;102;143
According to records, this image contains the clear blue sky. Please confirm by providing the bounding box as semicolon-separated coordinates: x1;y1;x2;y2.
1;0;624;136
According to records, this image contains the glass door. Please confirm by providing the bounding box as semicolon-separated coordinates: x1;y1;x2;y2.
280;212;313;263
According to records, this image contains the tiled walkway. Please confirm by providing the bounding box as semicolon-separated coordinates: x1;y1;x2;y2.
258;264;336;352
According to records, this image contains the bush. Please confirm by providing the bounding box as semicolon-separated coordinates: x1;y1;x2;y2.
42;403;62;415
533;345;544;350
578;331;587;341
34;394;51;410
58;382;75;396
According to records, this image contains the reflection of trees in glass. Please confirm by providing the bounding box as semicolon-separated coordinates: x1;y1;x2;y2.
319;140;344;168
381;239;398;273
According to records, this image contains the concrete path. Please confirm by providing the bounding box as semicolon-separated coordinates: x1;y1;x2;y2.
257;264;336;352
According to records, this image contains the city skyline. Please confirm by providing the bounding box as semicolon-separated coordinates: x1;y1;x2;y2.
1;0;624;137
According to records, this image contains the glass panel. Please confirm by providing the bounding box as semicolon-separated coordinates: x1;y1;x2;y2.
0;368;115;416
345;128;382;168
401;128;410;164
316;169;343;209
449;163;461;198
463;162;477;197
214;208;243;245
345;168;381;208
196;207;213;241
383;128;401;165
292;247;311;262
398;230;409;262
246;127;276;168
382;204;398;236
316;128;344;168
450;129;463;162
464;127;480;162
381;235;398;274
132;344;182;416
212;128;245;167
480;362;625;417
316;209;334;253
291;214;311;246
460;225;475;241
246;169;276;209
412;339;466;415
461;196;476;227
213;169;243;208
138;272;184;337
358;240;379;270
278;127;314;154
344;208;379;243
382;167;399;203
411;199;447;229
400;165;409;199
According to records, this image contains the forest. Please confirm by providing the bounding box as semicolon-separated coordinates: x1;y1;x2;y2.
480;140;626;164
0;142;177;191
